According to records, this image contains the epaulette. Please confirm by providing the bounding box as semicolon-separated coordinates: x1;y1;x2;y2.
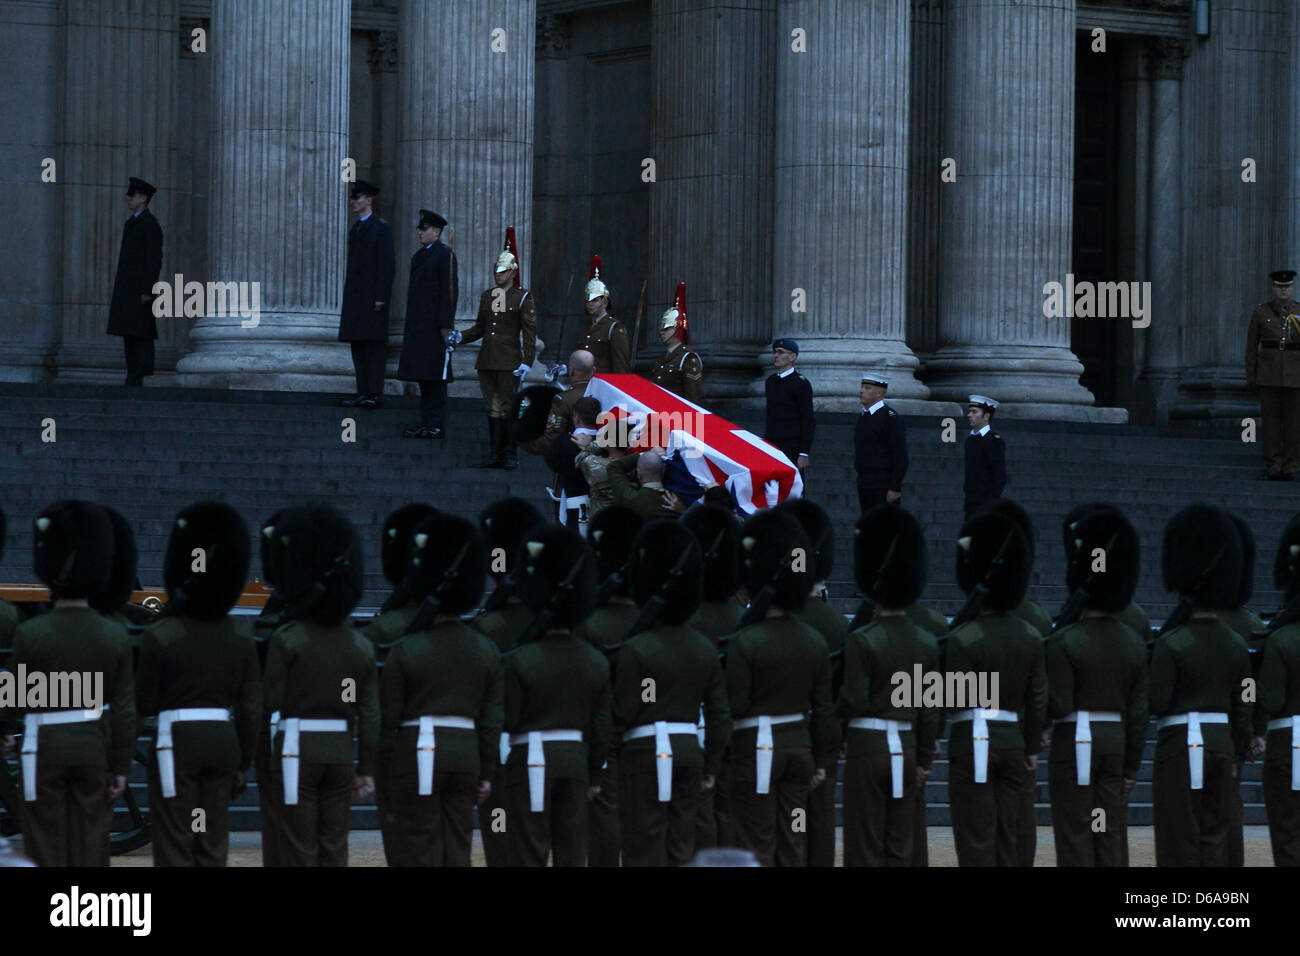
797;374;807;382
992;433;1002;440
886;408;897;417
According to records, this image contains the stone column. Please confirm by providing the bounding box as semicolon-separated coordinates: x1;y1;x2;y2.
1137;37;1186;424
906;0;944;359
769;0;926;411
1291;11;1300;271
395;0;535;396
175;0;351;391
649;0;775;399
1175;2;1290;421
926;0;1094;415
54;0;179;383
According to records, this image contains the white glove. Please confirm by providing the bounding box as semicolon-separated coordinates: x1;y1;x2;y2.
448;329;463;345
764;479;780;508
513;363;531;379
551;363;568;379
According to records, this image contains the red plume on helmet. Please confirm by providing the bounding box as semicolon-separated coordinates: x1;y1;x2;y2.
504;226;521;287
589;254;602;280
674;282;689;345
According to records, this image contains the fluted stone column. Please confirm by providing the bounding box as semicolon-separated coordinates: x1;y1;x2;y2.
1291;12;1300;272
906;0;944;358
1175;2;1290;421
768;0;926;412
175;0;351;391
1137;37;1186;424
54;0;180;383
927;0;1094;415
395;0;535;397
649;0;775;399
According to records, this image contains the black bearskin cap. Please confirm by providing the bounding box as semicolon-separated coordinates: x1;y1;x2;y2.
854;505;926;610
629;519;703;625
163;501;251;621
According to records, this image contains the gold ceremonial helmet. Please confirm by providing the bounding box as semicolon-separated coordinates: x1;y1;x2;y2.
660;307;679;331
495;250;518;274
585;276;609;301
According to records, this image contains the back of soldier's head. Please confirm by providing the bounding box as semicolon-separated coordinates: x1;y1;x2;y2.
854;505;926;610
1273;513;1300;602
515;525;598;629
164;501;252;621
480;497;546;582
588;505;643;598
1161;503;1242;611
277;506;365;626
682;504;741;601
33;500;113;601
407;513;486;616
629;520;703;625
739;508;812;613
978;498;1036;563
259;509;289;590
1065;507;1139;614
1224;510;1255;611
778;498;834;584
380;503;439;586
955;510;1031;613
88;506;138;615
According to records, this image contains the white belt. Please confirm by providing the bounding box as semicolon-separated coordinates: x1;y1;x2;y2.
1267;717;1300;790
622;721;699;802
556;492;590;529
733;713;804;795
696;704;706;749
1054;710;1122;787
508;730;584;812
400;715;476;795
1155;712;1229;790
156;708;232;799
952;709;1019;784
20;707;109;802
279;718;349;805
848;717;913;799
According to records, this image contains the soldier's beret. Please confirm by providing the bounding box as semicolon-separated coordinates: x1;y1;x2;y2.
350;180;380;198
511;384;562;444
629;519;703;625
407;512;487;616
587;505;644;598
955;511;1031;613
1271;512;1300;598
777;498;835;583
88;506;139;616
126;176;156;197
380;503;439;585
681;503;742;601
739;508;812;614
33;500;114;600
977;499;1037;561
1161;503;1242;611
515;525;598;629
854;504;926;610
1064;508;1139;614
1224;511;1256;612
276;507;365;626
480;497;546;581
772;338;799;354
1270;270;1296;285
417;209;446;230
163;501;251;621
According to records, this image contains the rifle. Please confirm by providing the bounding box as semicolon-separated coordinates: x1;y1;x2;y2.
513;548;590;647
1145;544;1226;657
1049;528;1121;634
629;279;648;366
846;532;899;633
715;543;800;665
623;538;698;642
935;527;1018;665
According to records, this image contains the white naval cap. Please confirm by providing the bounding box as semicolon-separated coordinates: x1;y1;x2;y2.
968;394;999;410
861;371;889;387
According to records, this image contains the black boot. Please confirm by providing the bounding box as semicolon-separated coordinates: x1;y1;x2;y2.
501;419;518;471
474;418;504;468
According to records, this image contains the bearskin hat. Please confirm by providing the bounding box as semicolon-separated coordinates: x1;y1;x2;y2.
588;505;644;598
1064;507;1139;614
88;506;138;615
1273;513;1300;599
259;508;293;590
511;385;562;444
33;500;114;600
515;524;598;629
955;510;1031;613
854;505;926;610
1061;502;1121;564
739;508;812;614
163;501;251;621
480;497;546;581
629;519;703;625
381;503;439;585
1224;511;1255;611
1161;503;1243;611
407;512;487;616
681;503;741;601
778;498;834;583
276;506;365;625
979;498;1037;561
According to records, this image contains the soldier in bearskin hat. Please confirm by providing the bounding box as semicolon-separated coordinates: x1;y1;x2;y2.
648;282;702;403
8;501;135;866
724;508;836;866
251;508;292;865
1258;512;1300;865
682;503;743;643
378;513;503;866
1150;503;1253;866
837;504;938;866
87;506;141;630
613;520;731;865
503;525;611;866
945;509;1047;866
1044;504;1147;866
262;507;379;866
363;503;440;648
1058;503;1152;640
135;501;259;866
574;254;630;374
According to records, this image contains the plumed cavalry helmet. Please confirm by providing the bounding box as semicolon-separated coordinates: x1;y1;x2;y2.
681;503;741;601
406;512;487;616
585;253;609;302
587;505;644;599
88;506;139;615
778;498;835;584
381;504;439;586
955;510;1031;613
480;497;545;583
510;384;562;444
1272;513;1300;601
163;501;251;621
496;226;521;286
1161;503;1243;611
660;282;690;345
1224;510;1256;612
1064;507;1139;614
33;500;114;600
854;504;926;610
276;506;365;626
628;519;703;626
739;508;813;613
515;525;598;629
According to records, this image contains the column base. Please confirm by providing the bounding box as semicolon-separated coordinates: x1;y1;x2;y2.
747;337;930;412
1170;368;1257;422
922;343;1095;407
1134;368;1181;425
175;314;354;391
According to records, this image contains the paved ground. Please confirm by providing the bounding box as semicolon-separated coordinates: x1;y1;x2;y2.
100;827;1277;866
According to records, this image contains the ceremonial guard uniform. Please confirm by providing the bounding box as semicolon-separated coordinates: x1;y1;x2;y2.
574;255;631;374
838;505;938;866
892;600;948;866
252;510;290;865
725;509;836;866
854;372;908;512
763;338;815;474
1221;511;1261;866
9;501;135;866
338;180;396;409
503;525;611;866
649;283;702;403
945;509;1047;866
1150;504;1252;866
136;502;259;866
379;513;503;866
263;508;380;866
614;520;732;865
1044;505;1147;866
1246;269;1300;480
397;209;459;440
963;395;1007;518
460;227;538;470
1259;513;1300;865
107;177;164;386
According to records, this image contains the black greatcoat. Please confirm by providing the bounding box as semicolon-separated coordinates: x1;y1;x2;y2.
338;216;396;342
106;208;164;340
397;241;459;383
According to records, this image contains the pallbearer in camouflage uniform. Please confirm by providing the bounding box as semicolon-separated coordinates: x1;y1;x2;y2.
614;520;732;865
9;501;134;866
838;505;938;866
945;509;1047;866
574;255;630;374
1246;269;1300;480
649;282;702;403
1259;514;1300;865
460;227;538;471
263;507;380;866
379;513;503;866
1044;505;1147;866
1149;504;1252;866
503;525;611;866
136;502;260;866
725;508;836;866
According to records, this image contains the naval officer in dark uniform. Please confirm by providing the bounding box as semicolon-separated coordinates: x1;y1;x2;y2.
397;209;459;440
338;180;396;409
963;395;1007;519
854;372;908;514
107;177;164;386
762;338;814;476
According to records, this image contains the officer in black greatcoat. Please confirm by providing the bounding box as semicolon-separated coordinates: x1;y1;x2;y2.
963;395;1007;519
338;180;396;409
107;177;164;386
763;338;815;477
397;209;459;440
853;372;908;513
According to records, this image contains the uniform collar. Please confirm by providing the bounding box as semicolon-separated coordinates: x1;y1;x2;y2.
358;212;372;222
131;209;143;218
864;400;885;415
778;366;795;378
970;424;990;437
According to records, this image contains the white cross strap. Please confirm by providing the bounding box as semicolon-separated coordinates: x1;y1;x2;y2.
848;717;913;798
951;709;1019;784
156;708;232;799
279;717;349;805
20;707;110;802
1054;711;1122;787
1155;712;1229;790
400;715;476;795
622;721;699;802
733;713;803;794
507;730;584;812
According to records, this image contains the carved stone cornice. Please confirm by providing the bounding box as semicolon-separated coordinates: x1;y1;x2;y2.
1146;35;1189;80
368;30;398;74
